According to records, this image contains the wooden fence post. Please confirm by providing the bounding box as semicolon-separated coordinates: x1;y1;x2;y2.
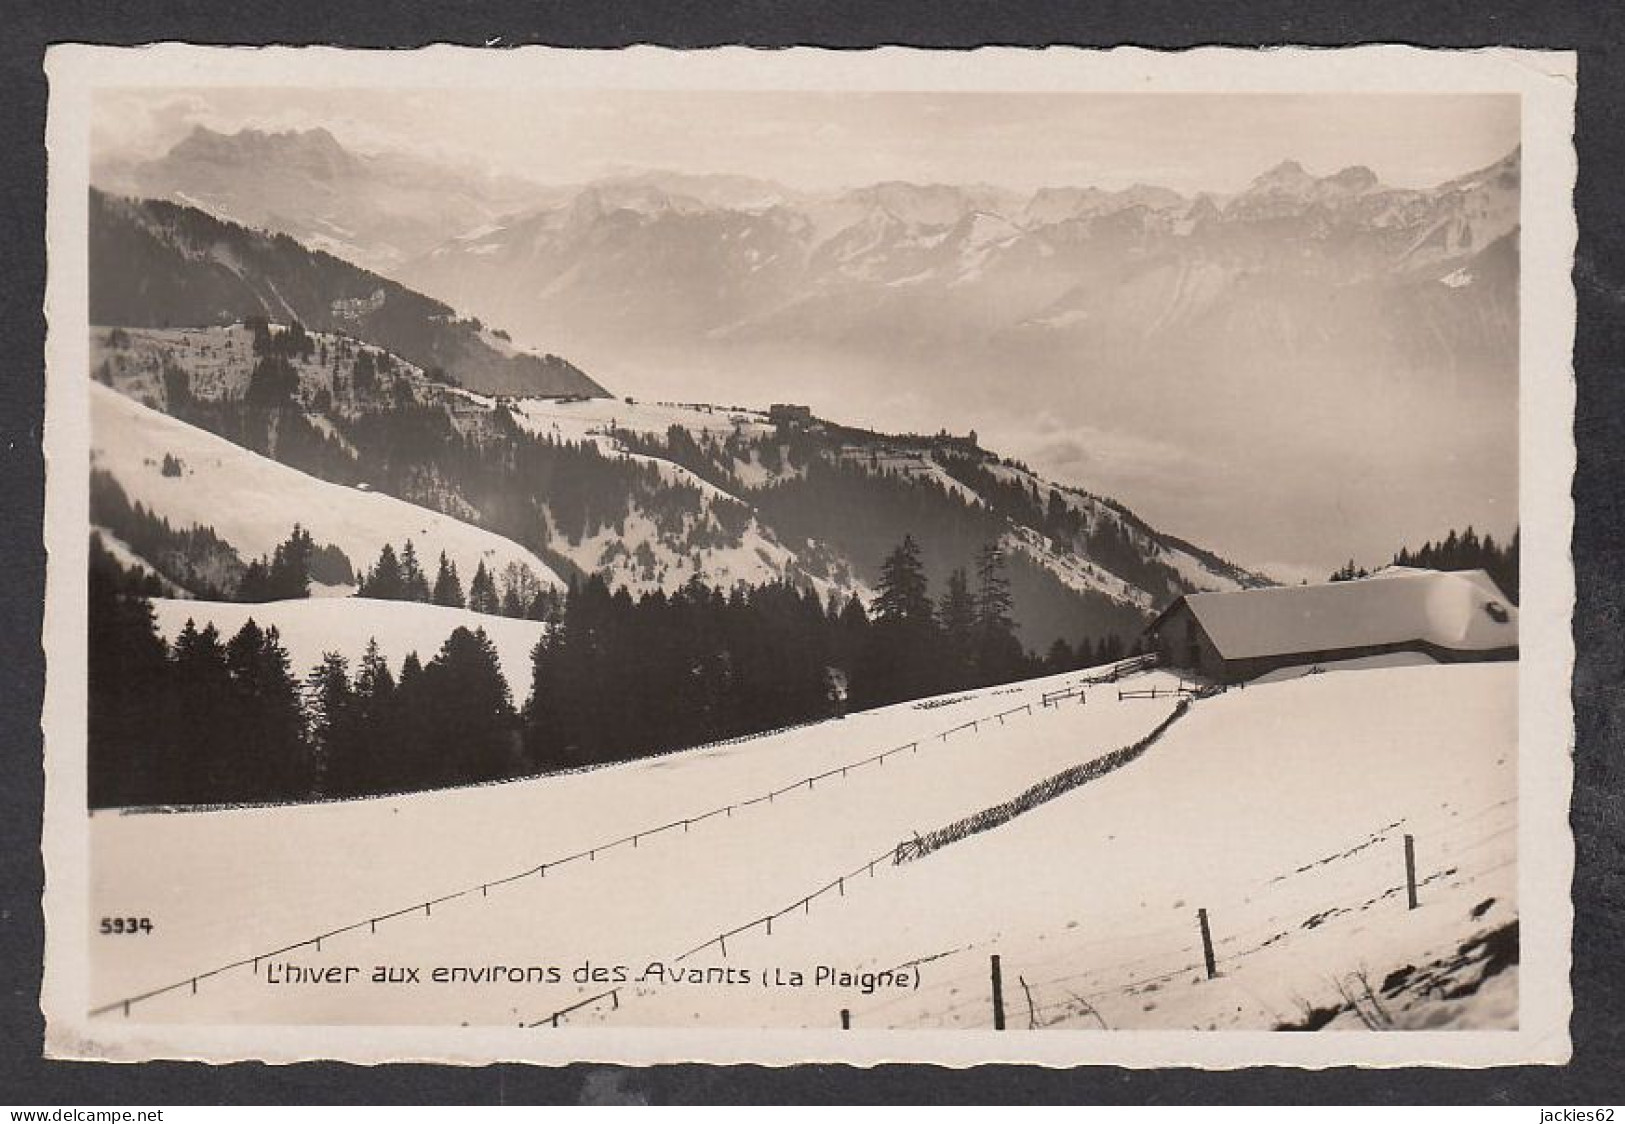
1404;833;1419;910
1198;908;1217;980
990;954;1007;1030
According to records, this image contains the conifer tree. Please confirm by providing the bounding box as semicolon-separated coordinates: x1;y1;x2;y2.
431;552;465;608
467;560;500;614
936;566;978;687
399;650;424;688
359;542;404;600
169;620;234;802
501;584;524;618
421;626;516;782
355;639;396;711
500;562;544;619
973;543;1022;683
267;525;315;599
224;620;306;800
1046;637;1074;673
400;540;431;602
973;542;1015;637
874;535;932;626
305;652;355;797
858;535;942;706
238;558;273;602
87;572;172;807
346;639;400;793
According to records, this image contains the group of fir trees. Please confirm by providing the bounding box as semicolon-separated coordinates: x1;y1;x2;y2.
89;527;1149;807
352;540;562;620
1330;525;1520;603
303;627;520;798
91;469;351;601
89;559;308;807
89;549;524;808
238;524;316;601
1396;526;1520;603
851;536;1030;709
523;575;844;770
224;523;350;601
520;536;1138;775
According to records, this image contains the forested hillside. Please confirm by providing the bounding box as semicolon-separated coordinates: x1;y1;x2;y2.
89;190;605;398
93;322;1264;654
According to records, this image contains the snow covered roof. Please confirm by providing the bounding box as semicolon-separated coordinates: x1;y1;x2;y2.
1158;569;1517;660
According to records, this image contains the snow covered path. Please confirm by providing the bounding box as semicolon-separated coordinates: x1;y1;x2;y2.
87;661;1516;1032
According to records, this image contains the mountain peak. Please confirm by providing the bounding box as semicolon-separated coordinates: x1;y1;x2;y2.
1250;159;1314;190
1325;165;1379;192
167;125;358;179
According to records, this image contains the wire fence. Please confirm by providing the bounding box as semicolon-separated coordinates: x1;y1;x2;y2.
527;660;1181;1029
1039;654;1160;708
845;794;1518;1031
895;699;1194;862
91;658;1165;1021
520;659;1170;1033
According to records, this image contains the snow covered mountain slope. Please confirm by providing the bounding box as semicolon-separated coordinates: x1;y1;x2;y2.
89;189;605;399
88;659;1515;1031
148;597;546;700
90;381;563;590
91;321;1264;650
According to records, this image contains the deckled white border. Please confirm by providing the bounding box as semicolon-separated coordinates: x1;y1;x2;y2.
40;44;1576;1069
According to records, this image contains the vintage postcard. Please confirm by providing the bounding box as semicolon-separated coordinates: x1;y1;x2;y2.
40;44;1575;1067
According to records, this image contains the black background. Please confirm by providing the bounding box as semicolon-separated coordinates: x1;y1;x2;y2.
2;0;1621;1105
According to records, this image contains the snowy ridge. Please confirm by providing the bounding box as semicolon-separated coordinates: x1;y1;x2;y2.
1003;526;1155;609
92;526;190;598
1157;541;1249;594
985;459;1252;597
503;400;854;599
90;382;563;591
92;323;1261;642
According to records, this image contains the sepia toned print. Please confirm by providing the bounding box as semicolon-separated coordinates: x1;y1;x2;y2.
41;45;1575;1067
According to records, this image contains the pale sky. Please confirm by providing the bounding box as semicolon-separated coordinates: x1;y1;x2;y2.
95;89;1520;196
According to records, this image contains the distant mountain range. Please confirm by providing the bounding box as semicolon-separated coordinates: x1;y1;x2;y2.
90;125;1521;573
395;147;1518;395
96;129;1519;417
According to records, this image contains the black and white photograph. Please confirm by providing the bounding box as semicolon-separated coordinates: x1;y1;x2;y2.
39;44;1576;1068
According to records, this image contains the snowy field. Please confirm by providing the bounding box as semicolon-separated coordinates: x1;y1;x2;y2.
90;383;562;591
87;660;1516;1031
506;395;774;444
148;597;546;701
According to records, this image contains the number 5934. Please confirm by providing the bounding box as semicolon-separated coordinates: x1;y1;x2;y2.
99;916;153;935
